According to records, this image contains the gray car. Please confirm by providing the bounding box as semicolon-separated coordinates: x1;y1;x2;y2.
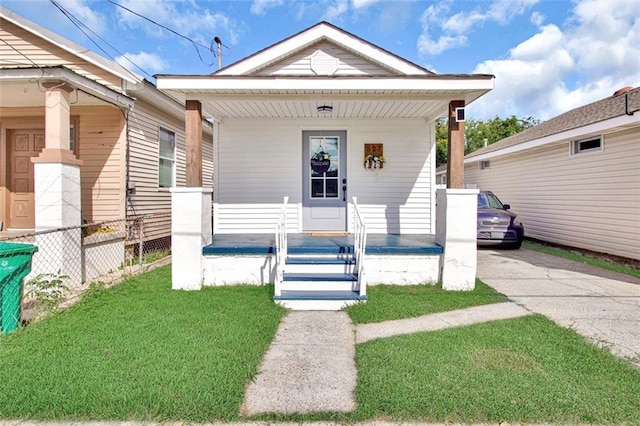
477;191;525;249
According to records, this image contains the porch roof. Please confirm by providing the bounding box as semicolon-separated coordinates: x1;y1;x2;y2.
155;74;495;122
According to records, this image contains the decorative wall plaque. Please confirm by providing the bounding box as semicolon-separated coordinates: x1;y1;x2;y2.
364;143;385;169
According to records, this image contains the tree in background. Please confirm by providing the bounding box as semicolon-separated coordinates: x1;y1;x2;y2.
435;115;539;167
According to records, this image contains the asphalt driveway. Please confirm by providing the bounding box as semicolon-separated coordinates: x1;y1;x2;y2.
477;248;640;368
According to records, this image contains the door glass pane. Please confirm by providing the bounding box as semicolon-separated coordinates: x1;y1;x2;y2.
309;136;340;199
311;179;324;198
325;179;338;198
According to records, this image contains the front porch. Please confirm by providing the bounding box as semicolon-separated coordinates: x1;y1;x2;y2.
202;232;444;310
202;233;443;256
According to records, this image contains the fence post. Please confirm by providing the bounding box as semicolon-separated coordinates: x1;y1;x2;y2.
138;218;144;269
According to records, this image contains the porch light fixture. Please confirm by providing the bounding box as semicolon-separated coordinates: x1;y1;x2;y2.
317;105;333;114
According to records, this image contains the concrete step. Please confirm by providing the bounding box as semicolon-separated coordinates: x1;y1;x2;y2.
281;272;358;292
274;290;367;310
285;256;356;274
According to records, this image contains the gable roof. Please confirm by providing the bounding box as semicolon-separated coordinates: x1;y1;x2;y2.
157;22;494;122
215;21;432;77
0;6;212;122
466;86;640;161
0;5;140;84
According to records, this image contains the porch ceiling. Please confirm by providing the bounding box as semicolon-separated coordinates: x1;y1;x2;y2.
0;80;110;108
156;75;494;122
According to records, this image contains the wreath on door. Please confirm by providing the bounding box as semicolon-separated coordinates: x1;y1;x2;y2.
310;150;331;174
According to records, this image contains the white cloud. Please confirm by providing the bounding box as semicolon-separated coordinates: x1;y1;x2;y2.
54;0;106;34
116;0;241;45
530;11;545;26
509;24;564;60
417;34;467;55
323;0;349;21
468;0;640;120
115;51;168;74
250;0;285;16
418;0;538;56
352;0;381;9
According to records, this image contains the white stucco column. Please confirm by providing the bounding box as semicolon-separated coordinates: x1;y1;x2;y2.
32;82;83;286
436;188;479;291
170;187;213;290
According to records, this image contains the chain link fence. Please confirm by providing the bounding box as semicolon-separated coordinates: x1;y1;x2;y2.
0;212;171;333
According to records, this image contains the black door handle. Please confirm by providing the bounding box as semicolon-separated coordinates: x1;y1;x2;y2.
342;185;347;201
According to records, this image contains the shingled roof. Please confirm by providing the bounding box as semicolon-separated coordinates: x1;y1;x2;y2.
466;86;640;159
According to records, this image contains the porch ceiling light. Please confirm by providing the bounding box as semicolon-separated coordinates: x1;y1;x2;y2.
317;105;333;114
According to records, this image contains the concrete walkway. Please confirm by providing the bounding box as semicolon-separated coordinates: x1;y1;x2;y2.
356;301;530;343
477;248;640;368
242;248;640;415
242;303;533;415
241;311;357;415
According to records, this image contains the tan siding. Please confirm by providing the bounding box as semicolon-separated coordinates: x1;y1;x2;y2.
127;101;182;217
256;42;394;76
126;101;214;241
76;106;125;221
0;19;123;91
465;127;640;260
215;119;432;233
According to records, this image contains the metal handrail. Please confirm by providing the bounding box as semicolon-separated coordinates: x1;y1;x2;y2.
274;196;289;296
352;196;367;297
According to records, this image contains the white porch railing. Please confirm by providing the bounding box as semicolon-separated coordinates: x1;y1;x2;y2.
274;196;289;296
352;197;367;297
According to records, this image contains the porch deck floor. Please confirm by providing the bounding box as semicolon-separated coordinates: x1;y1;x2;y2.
202;233;443;255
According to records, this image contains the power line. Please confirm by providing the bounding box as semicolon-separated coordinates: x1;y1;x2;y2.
107;0;218;67
0;36;42;68
49;0;154;80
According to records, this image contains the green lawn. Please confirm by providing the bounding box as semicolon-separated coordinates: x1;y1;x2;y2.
353;314;640;424
0;265;285;422
345;279;507;324
2;264;639;424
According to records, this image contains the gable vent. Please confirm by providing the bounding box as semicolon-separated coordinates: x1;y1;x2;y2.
310;50;339;75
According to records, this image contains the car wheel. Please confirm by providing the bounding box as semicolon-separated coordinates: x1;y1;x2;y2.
510;238;523;249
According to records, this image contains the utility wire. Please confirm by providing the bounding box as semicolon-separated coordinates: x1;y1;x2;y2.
107;0;218;67
49;0;154;80
0;37;41;68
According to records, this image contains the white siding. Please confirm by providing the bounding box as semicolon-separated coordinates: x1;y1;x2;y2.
465;128;640;260
215;119;433;234
256;41;394;76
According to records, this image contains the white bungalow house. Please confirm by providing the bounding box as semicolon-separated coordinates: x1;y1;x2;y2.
0;7;213;285
157;22;495;309
460;86;640;261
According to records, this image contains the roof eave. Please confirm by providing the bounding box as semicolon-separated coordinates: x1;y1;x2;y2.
0;5;140;85
156;75;495;93
465;113;640;163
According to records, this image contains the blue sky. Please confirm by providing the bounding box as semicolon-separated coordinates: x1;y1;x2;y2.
3;0;639;120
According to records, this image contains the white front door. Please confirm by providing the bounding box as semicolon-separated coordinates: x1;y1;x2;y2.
302;130;347;231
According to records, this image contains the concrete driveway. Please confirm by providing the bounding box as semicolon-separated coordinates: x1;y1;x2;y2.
477;248;640;368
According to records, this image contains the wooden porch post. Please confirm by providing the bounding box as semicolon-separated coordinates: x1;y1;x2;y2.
185;100;203;187
172;99;211;290
446;100;465;188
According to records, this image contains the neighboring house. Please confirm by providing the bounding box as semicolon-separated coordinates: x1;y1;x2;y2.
0;6;213;239
156;21;495;305
461;87;640;261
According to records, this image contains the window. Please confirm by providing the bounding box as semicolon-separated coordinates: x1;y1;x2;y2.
70;117;79;156
158;127;175;188
479;160;490;170
572;136;603;155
